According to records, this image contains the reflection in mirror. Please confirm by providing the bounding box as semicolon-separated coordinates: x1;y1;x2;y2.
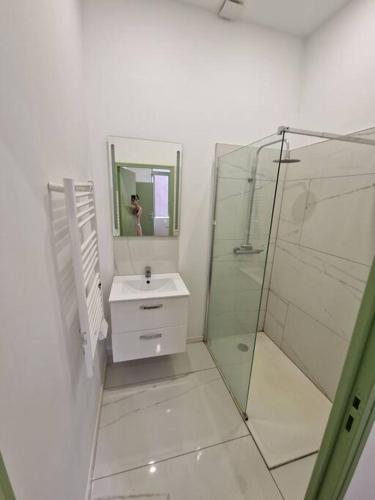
108;136;182;237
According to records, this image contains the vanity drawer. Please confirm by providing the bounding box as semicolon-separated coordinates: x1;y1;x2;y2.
112;325;187;362
110;297;188;334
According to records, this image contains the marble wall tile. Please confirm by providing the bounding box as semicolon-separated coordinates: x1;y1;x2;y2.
207;309;260;339
264;291;288;346
270;240;369;341
286;140;375;181
215;177;251;240
266;138;375;401
258;307;266;330
281;304;349;400
278;180;310;243
300;174;375;265
114;237;178;275
218;147;251;180
270;170;286;243
210;288;262;314
215;143;242;159
210;261;262;293
249;181;277;244
258;242;276;329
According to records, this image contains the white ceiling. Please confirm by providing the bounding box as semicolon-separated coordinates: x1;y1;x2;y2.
176;0;351;36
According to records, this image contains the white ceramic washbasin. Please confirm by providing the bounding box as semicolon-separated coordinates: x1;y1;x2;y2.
109;273;190;302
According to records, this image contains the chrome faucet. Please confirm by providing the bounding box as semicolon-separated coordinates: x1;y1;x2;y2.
145;266;151;279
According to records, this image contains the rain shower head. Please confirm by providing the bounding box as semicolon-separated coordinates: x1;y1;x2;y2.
274;158;301;164
273;147;301;164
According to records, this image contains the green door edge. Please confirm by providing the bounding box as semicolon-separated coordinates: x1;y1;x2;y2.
0;452;15;500
305;256;375;500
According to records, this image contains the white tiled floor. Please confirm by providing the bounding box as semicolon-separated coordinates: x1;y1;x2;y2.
91;338;327;499
91;343;282;499
105;342;215;389
91;437;283;500
93;368;248;479
271;454;318;500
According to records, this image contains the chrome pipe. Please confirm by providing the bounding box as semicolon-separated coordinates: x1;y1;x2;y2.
244;137;285;247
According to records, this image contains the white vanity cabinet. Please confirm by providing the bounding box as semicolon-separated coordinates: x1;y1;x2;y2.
109;274;190;362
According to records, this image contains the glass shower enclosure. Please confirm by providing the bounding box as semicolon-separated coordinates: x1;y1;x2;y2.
205;134;285;416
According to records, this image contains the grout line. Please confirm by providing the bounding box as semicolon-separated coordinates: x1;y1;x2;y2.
87;356;108;500
91;434;251;483
280;294;350;343
298;179;311;245
270;450;319;471
243;417;286;500
284;171;375;182
276;237;371;268
280;300;289;346
263;165;287;322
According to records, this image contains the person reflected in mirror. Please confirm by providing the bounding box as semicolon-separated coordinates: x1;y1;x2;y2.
131;194;143;236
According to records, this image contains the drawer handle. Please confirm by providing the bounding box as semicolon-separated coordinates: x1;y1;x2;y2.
140;333;162;340
140;304;163;310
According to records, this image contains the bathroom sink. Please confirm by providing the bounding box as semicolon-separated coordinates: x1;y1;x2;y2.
124;277;177;293
109;273;190;302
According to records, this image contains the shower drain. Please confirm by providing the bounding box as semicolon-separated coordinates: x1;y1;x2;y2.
237;343;249;352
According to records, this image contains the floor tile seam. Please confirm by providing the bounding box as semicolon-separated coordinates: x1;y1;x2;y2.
91;433;251;484
243;423;285;500
269;450;319;471
104;365;218;392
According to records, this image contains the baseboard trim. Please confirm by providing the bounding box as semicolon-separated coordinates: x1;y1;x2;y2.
187;336;203;343
84;375;105;500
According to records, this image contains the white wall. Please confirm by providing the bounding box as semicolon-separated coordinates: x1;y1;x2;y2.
0;1;105;499
299;0;375;133
345;424;375;500
82;0;303;339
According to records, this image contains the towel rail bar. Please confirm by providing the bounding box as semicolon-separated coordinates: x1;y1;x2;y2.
48;178;107;377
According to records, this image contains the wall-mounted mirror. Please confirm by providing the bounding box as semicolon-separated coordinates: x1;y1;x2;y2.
108;137;182;237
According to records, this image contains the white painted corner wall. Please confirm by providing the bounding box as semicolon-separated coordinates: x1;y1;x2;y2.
299;0;375;132
0;1;106;499
345;424;375;500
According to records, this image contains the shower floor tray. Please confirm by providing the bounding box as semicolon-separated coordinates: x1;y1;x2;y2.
246;333;332;468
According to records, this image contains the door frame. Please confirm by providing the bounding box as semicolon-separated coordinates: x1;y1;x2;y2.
306;256;375;499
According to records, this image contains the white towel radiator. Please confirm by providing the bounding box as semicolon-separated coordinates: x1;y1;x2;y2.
48;178;108;377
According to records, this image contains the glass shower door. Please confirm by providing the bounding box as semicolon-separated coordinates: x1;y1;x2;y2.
206;135;284;415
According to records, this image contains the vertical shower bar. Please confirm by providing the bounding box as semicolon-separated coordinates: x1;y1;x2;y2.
243;138;285;248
